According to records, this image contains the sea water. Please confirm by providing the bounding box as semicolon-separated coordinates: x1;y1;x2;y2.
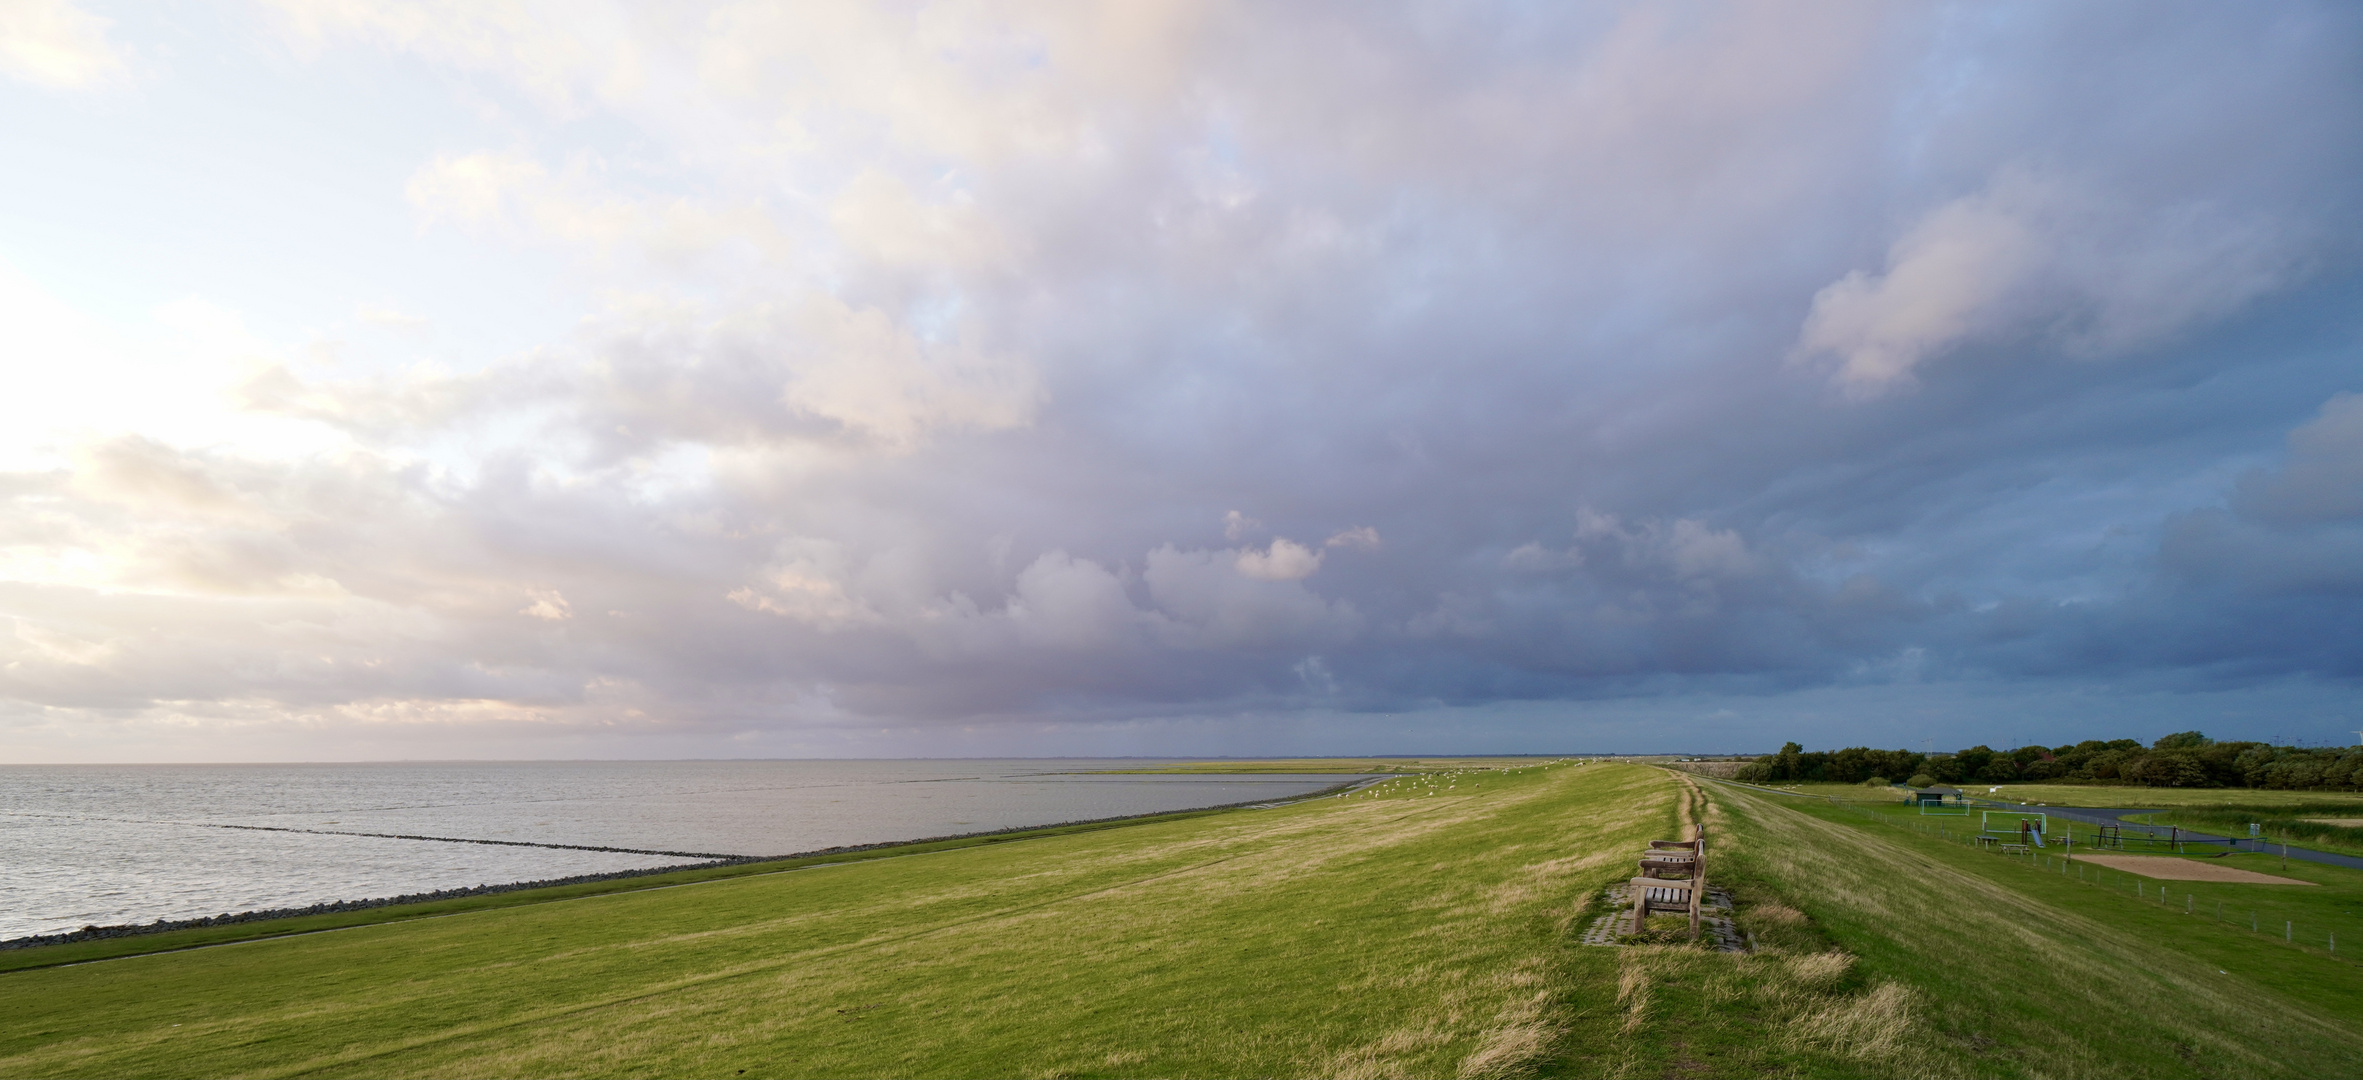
0;760;1359;940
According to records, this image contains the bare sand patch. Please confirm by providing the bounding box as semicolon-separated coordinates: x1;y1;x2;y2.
2301;817;2363;828
2069;854;2316;884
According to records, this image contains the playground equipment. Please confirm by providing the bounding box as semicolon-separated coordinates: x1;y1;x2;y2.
1977;810;2046;853
2088;822;2192;854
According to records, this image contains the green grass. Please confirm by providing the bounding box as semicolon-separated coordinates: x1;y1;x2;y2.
5;764;2360;1078
0;762;1662;1079
1730;782;1909;803
0;805;1333;976
1761;780;2363;860
1829;796;2363;955
1077;757;1569;775
1982;784;2363;809
1693;780;2363;1077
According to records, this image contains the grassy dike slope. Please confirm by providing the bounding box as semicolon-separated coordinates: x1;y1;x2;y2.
1696;781;2363;1077
0;762;1661;1079
15;764;2354;1079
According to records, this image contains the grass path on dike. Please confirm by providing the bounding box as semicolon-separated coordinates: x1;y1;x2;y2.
6;763;2362;1078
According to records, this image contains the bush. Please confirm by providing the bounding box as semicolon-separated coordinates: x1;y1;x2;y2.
1906;773;1937;788
1862;776;1889;787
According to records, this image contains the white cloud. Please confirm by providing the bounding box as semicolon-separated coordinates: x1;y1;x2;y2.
354;303;431;331
1001;552;1141;651
766;294;1039;447
830;170;1009;271
1502;542;1580;573
1234;537;1322;581
1795;169;2301;395
261;0;645;110
519;588;572;620
8;620;115;666
1793;182;2044;393
405;150;792;269
726;544;880;629
1145;544;1357;649
0;0;129;90
1324;526;1380;551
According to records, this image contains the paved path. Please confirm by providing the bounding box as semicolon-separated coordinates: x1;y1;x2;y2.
1979;801;2363;872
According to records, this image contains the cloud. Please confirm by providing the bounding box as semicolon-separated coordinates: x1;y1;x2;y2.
2235;393;2363;526
1146;545;1358;649
1234;538;1322;581
0;0;129;90
1001;552;1144;652
1502;542;1580;573
354;303;431;332
1574;511;1758;582
725;544;881;629
830;170;1010;272
7;3;2363;755
578;292;1043;450
1794;168;2304;395
406;150;792;269
519;588;572;620
1324;526;1380;551
260;0;645;110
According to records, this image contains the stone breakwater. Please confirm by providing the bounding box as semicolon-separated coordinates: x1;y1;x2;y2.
1;780;1364;951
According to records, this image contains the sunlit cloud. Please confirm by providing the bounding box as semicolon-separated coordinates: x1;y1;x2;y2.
0;0;130;91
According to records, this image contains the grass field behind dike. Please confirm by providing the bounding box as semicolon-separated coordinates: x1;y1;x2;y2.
1;764;2360;1078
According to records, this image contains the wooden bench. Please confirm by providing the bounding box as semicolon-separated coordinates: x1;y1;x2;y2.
1638;854;1697;878
1629;825;1707;937
1627;877;1702;935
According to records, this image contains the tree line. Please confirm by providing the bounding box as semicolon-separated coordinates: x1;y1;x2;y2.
1732;731;2363;789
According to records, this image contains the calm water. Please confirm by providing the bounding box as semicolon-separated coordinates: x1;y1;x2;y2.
0;760;1360;940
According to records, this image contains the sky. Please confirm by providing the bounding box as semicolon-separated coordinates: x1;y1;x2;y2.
2;1;2360;762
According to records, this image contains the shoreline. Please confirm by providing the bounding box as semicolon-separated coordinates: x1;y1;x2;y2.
2;775;1381;952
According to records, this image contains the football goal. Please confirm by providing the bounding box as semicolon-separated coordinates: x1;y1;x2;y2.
1982;810;2047;846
